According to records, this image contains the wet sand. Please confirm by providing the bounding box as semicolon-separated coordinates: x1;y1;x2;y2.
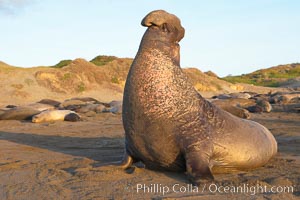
0;112;299;199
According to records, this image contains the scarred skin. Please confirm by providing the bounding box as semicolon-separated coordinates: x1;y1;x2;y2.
121;10;277;185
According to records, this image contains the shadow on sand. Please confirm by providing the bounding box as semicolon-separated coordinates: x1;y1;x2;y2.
0;131;125;163
0;130;190;184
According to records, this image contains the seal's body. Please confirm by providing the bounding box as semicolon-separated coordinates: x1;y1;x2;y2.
32;110;78;123
213;104;251;119
0;107;40;120
37;99;61;107
121;10;277;185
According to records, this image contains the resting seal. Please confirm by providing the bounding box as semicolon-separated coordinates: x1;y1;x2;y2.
212;103;250;119
37;99;61;107
64;113;81;122
32;110;79;123
108;101;123;114
256;100;272;113
119;10;277;185
0;107;41;120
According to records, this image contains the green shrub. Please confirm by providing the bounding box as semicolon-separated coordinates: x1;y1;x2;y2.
52;60;72;68
111;76;119;84
90;55;117;66
77;82;85;92
222;76;257;85
222;76;282;87
222;64;300;88
63;73;71;80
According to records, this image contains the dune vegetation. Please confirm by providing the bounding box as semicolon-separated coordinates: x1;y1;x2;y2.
223;63;300;87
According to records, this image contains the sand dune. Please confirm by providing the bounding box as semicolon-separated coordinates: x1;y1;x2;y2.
0;58;290;107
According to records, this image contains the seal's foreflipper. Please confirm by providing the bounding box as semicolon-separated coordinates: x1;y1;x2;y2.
185;150;214;186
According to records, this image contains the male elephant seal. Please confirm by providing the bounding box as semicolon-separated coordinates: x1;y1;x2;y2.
117;10;277;185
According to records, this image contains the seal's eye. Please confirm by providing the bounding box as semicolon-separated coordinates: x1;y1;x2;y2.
161;23;169;32
161;23;178;36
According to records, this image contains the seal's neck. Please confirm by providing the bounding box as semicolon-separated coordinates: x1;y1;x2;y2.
138;28;180;67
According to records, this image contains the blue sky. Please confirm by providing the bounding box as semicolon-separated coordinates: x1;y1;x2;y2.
1;0;299;77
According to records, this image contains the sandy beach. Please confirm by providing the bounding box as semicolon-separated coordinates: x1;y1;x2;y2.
0;111;299;199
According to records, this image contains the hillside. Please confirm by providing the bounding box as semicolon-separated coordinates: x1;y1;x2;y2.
0;56;289;106
223;63;300;88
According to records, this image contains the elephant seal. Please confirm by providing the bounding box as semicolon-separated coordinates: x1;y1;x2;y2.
64;113;81;122
290;97;300;104
246;105;264;113
59;99;87;109
32;110;77;123
76;104;106;114
229;92;251;99
256;100;272;113
25;103;55;111
212;104;250;119
70;97;101;104
108;101;123;114
211;98;256;109
0;107;41;120
118;10;277;185
37;99;61;107
213;94;231;99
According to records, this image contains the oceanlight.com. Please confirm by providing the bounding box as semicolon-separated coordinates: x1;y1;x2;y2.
136;183;295;196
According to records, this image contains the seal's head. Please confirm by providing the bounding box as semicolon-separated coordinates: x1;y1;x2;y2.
141;10;185;43
32;114;43;123
140;10;185;65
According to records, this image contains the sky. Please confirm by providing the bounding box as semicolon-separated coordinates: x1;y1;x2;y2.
0;0;299;77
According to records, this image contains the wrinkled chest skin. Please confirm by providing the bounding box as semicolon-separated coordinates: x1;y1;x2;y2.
122;38;222;171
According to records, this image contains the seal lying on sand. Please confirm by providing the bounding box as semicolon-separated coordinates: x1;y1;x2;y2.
211;98;256;108
246;105;264;113
256;100;272;113
0;107;41;120
64;113;81;122
32;110;80;123
59;99;87;109
70;97;101;104
76;104;106;114
116;10;277;185
212;104;250;119
25;103;55;111
37;99;61;107
228;92;251;99
108;101;123;114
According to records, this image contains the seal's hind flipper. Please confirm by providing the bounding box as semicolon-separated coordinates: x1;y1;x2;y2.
185;150;214;186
